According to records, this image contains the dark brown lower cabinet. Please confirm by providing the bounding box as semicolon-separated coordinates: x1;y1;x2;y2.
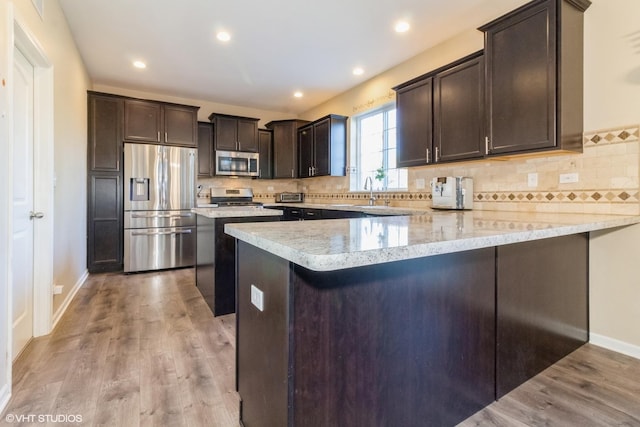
237;243;496;427
496;233;588;398
236;233;589;426
195;215;280;316
87;174;122;272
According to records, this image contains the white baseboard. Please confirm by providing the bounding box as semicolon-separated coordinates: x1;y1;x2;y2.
51;269;88;330
0;383;10;416
589;333;640;360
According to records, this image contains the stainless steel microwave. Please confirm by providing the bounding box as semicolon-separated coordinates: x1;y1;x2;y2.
215;150;259;177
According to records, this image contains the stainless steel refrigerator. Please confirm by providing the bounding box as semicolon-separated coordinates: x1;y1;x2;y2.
123;143;196;273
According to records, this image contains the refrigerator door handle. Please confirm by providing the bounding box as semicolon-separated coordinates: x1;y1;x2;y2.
131;229;193;236
131;213;193;219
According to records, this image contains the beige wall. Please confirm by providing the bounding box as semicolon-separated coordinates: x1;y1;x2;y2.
590;224;640;357
92;84;295;128
12;0;92;315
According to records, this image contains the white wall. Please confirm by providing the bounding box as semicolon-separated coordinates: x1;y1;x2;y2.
0;0;12;413
12;0;92;317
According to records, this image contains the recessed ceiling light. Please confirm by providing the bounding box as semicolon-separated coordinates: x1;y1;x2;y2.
353;67;364;76
217;31;231;42
293;91;303;98
133;60;146;69
394;20;410;33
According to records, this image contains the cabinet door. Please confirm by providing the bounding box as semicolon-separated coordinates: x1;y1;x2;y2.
124;99;162;143
164;105;197;147
258;129;273;179
485;1;556;154
88;94;122;172
273;122;297;179
313;118;330;176
298;126;313;178
88;174;122;272
215;116;239;151
434;55;485;162
197;122;213;177
396;78;433;167
237;118;259;152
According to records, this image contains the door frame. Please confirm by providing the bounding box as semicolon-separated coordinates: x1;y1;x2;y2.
0;2;54;405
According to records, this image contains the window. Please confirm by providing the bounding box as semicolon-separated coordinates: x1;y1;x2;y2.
351;104;407;191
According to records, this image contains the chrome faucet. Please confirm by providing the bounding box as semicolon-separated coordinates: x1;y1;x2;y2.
364;176;375;206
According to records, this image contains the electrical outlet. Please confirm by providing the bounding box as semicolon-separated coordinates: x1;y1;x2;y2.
53;285;63;295
251;284;264;312
527;173;538;188
559;173;579;184
267;186;274;191
416;178;426;189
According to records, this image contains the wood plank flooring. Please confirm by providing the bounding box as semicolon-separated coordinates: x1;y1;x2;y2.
1;268;639;426
1;268;238;427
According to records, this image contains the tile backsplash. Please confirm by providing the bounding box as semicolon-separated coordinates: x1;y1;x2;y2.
199;124;640;215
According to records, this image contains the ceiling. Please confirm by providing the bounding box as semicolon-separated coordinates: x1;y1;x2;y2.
58;0;528;114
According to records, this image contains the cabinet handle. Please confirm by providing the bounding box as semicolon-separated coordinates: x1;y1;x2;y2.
308;166;311;176
312;166;316;176
426;148;430;164
157;131;160;141
116;160;119;170
291;169;294;178
435;147;439;162
238;141;241;151
485;136;490;154
165;132;168;142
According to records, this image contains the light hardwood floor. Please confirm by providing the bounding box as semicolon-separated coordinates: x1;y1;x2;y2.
1;268;639;426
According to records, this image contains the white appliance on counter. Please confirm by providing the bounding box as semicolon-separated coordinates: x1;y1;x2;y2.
431;176;474;210
124;143;196;273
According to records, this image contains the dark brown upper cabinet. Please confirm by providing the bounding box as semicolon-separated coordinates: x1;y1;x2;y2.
258;129;273;179
124;99;198;147
197;122;214;177
395;51;485;167
395;77;433;167
209;113;259;153
266;119;310;179
298;115;347;178
88;92;123;172
480;0;591;156
434;53;485;163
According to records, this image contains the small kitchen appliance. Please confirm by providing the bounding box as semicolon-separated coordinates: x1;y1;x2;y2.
275;192;304;203
215;150;259;177
431;176;474;210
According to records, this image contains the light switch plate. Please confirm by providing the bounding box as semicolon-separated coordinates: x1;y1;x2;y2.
528;173;538;188
416;178;426;189
559;172;579;184
251;284;264;312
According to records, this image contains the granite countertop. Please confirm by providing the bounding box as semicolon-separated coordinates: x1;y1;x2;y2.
192;206;283;218
225;210;640;271
263;202;429;216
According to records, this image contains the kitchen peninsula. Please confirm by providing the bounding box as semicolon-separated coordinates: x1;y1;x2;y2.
225;210;640;426
194;206;282;316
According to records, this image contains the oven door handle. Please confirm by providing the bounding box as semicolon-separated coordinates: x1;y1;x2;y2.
131;229;193;236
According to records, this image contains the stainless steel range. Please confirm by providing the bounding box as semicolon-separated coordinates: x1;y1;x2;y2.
209;188;263;207
123;143;196;273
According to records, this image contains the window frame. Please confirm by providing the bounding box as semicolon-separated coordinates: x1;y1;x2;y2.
351;102;406;192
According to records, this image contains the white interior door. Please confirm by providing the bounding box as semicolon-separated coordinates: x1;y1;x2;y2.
12;47;35;360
